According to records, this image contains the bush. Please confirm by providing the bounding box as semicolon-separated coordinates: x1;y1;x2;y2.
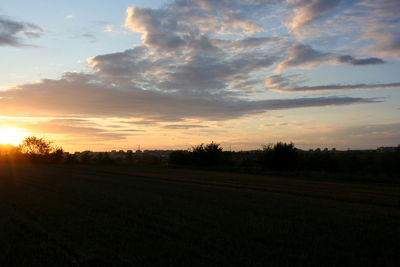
192;142;223;167
260;142;298;171
169;150;192;166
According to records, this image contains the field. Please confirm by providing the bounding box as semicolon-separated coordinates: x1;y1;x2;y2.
0;164;399;266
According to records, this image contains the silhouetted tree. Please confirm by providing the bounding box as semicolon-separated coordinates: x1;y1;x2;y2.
19;136;63;163
192;142;223;166
261;142;298;170
19;136;55;156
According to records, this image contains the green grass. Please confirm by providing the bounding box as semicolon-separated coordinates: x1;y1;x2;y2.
0;163;399;266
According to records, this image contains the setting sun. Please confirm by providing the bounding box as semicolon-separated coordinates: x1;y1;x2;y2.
0;127;26;146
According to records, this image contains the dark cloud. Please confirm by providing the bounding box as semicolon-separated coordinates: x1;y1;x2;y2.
89;46;278;93
160;53;278;91
275;43;387;72
233;37;277;48
266;74;400;93
89;47;151;78
0;16;43;46
338;55;385;65
124;6;196;51
276;43;333;72
269;76;400;92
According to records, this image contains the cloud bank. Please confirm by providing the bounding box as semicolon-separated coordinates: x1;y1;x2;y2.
0;72;380;121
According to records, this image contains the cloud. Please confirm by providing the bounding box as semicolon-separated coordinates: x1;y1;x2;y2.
34;120;128;140
265;74;305;89
163;124;207;130
287;0;342;32
170;0;270;35
357;1;400;57
275;43;333;72
0;15;43;46
124;6;187;51
212;36;280;53
266;74;400;92
123;1;277;51
0;72;379;121
0;1;395;132
88;46;278;93
123;119;159;126
0;2;389;124
307;0;400;58
103;25;113;32
5;118;130;141
103;24;123;33
333;122;400;146
337;55;385;65
81;33;96;42
275;43;387;72
268;75;400;92
370;32;400;58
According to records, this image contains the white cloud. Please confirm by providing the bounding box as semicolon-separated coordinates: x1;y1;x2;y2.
286;0;342;32
103;25;114;32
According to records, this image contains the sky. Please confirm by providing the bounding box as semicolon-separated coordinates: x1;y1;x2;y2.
0;0;399;152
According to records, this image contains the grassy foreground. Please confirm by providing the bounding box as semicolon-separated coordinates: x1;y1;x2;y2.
0;164;399;266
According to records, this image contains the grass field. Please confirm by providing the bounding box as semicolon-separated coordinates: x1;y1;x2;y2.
0;163;399;266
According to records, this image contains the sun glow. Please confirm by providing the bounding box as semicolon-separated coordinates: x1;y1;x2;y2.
0;127;27;146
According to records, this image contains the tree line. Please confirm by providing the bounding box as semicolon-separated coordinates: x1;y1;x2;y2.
1;137;399;178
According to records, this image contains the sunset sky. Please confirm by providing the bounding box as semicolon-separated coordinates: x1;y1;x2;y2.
1;0;399;152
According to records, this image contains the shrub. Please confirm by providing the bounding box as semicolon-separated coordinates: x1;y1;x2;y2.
192;142;223;166
260;142;298;171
